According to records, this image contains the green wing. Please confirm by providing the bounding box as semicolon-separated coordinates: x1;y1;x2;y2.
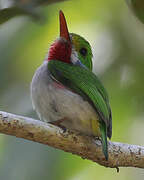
48;60;112;137
48;60;112;160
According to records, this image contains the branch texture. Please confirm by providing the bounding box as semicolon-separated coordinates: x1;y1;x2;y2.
0;111;144;169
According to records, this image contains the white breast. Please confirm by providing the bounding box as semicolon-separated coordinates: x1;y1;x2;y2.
31;61;100;136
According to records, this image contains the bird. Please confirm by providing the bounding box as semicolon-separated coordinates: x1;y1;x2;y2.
31;10;112;160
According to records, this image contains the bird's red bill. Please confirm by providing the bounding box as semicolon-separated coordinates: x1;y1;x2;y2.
59;10;70;42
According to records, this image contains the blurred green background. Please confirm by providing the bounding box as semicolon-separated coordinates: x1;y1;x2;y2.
0;0;144;179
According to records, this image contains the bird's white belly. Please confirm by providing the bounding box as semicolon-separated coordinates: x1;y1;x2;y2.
31;62;100;136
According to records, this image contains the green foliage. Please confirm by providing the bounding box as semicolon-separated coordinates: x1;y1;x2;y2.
126;0;144;23
0;0;68;24
0;7;42;24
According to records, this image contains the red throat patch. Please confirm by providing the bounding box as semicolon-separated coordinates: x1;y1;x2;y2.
48;38;72;63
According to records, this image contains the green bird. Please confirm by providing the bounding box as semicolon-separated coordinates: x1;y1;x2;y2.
31;10;112;160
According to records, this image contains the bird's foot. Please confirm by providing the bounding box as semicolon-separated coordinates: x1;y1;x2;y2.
95;136;101;141
94;136;102;144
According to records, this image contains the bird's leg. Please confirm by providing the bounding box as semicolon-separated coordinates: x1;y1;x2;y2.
50;118;67;132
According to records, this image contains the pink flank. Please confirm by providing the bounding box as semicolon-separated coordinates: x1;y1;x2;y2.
52;80;65;89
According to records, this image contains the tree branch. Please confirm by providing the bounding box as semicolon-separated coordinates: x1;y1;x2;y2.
0;111;144;169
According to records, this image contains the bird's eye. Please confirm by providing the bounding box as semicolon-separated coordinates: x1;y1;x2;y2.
79;48;87;56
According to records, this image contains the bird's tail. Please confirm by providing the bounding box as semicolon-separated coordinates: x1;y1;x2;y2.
100;121;108;160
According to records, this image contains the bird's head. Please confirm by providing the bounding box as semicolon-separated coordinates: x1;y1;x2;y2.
48;10;93;71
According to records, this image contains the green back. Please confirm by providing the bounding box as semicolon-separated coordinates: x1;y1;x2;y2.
48;60;112;138
48;60;112;160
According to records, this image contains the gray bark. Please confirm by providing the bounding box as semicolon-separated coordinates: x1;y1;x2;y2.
0;111;144;169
